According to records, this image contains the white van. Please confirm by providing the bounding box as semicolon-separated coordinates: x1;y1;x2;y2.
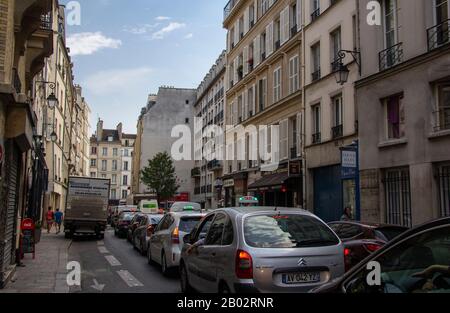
138;200;159;214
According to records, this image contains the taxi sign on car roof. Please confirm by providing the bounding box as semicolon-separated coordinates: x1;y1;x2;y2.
239;196;259;204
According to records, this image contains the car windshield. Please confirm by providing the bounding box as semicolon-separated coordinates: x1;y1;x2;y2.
179;216;203;232
244;214;340;248
149;216;162;224
121;213;134;221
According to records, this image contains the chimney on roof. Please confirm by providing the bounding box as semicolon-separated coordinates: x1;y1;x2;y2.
117;122;123;139
96;118;103;141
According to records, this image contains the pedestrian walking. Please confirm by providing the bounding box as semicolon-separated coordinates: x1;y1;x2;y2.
54;209;64;234
46;207;54;233
340;206;353;221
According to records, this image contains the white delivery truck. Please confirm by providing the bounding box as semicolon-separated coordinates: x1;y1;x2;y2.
64;177;110;239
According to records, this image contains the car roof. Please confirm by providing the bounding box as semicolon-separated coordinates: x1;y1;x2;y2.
217;207;315;216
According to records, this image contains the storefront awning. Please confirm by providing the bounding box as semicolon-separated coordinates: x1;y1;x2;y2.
248;172;292;190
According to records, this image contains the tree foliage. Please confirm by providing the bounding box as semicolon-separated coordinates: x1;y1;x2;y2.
140;151;179;202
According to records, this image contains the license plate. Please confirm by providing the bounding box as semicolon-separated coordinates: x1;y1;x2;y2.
282;272;321;284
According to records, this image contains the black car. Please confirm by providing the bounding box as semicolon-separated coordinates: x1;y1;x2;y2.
328;221;408;271
127;213;147;242
313;217;450;294
114;211;136;238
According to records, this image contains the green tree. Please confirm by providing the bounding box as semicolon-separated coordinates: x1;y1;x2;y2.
140;151;179;203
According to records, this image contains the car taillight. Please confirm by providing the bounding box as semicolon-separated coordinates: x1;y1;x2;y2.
364;243;382;253
344;248;352;272
171;227;180;244
147;225;154;236
235;250;253;279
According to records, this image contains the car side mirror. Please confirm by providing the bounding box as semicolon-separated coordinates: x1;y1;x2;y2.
199;233;206;240
183;234;191;244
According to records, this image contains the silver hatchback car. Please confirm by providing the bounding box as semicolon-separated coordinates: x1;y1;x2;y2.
179;207;345;293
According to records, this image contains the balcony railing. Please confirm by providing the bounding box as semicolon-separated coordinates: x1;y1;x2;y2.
427;19;450;51
224;0;238;21
291;25;298;37
207;159;223;170
40;13;52;31
12;68;21;94
261;52;266;61
332;125;343;139
312;133;321;144
311;8;321;22
275;40;281;51
191;167;201;177
434;108;450;132
312;69;321;82
379;43;403;71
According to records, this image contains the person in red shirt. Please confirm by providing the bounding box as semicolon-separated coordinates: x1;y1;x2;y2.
46;207;54;233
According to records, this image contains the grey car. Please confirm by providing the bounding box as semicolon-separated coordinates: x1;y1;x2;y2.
148;211;206;275
179;207;345;293
132;214;163;255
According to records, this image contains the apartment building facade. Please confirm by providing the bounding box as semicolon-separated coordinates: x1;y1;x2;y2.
0;0;55;287
133;87;196;202
192;51;226;209
357;0;450;226
90;120;136;202
223;0;303;207
303;0;360;222
73;85;91;177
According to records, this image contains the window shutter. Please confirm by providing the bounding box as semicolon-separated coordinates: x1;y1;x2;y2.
233;100;238;125
234;20;239;44
297;112;302;157
254;0;259;21
252;84;256;115
244;7;250;34
254;35;261;66
244;89;249;120
243;46;249;76
233;58;238;84
259;126;268;163
280;119;288;160
281;6;290;44
296;0;302;32
266;21;274;56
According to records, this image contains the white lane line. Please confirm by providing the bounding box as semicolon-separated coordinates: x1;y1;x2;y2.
117;270;144;288
104;255;122;267
98;246;109;254
97;240;104;246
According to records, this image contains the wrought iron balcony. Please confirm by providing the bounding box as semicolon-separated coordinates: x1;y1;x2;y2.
434;108;450;132
291;25;298;37
379;43;403;71
427;19;450;51
224;0;238;21
40;13;52;31
275;40;281;51
332;125;343;139
207;159;223;170
312;133;321;144
191;167;201;178
311;69;321;82
311;8;320;22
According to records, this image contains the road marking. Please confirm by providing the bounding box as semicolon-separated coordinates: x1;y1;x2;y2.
98;246;109;254
117;270;144;288
97;240;104;246
104;255;121;267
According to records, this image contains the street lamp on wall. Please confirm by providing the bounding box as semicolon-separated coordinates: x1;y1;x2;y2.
50;131;58;143
35;81;58;109
333;50;361;85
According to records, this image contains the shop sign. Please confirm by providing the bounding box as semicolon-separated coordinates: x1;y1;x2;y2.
21;218;36;259
223;179;234;188
341;149;357;179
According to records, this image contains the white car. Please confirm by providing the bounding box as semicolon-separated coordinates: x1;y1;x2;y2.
148;210;205;275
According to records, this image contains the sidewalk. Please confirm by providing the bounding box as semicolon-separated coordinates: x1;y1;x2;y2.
0;231;71;293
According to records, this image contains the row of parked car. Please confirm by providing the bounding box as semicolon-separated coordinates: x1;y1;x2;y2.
112;203;450;294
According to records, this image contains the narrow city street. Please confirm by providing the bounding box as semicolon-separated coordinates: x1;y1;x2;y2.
68;228;180;293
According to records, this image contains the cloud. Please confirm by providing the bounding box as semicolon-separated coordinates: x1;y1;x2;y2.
123;23;160;35
184;33;194;39
67;32;121;56
151;22;186;40
83;67;152;95
155;16;171;21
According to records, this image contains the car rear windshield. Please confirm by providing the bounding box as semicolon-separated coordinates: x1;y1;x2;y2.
375;227;407;241
244;214;340;248
179;216;202;233
121;213;134;221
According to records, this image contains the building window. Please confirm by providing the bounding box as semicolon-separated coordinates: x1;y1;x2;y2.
437;164;450;217
331;94;343;139
384;94;404;140
274;19;281;50
91;147;97;155
380;0;402;70
311;42;321;81
101;160;107;171
312;104;321;144
122;190;128;199
101;174;107;179
384;168;412;227
258;78;267;112
108;136;113;142
90;159;97;167
123;175;128;186
248;87;255;117
123;161;129;171
112;174;117;184
289;55;299;94
273;67;282;103
124;149;129;157
112;160;118;171
111;189;116;199
102;147;108;156
330;27;342;71
90;172;96;178
435;84;450;131
261;0;270;15
113;148;118;157
311;0;320;21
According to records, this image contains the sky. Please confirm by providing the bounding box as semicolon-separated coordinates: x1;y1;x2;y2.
62;0;227;134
